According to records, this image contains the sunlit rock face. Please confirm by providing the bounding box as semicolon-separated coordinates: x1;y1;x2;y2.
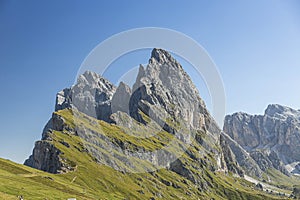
55;70;116;122
224;104;300;175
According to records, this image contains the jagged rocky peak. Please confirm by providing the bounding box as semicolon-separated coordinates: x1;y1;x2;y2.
143;49;199;95
77;71;116;94
131;48;213;132
265;104;288;116
224;104;300;176
111;81;131;115
265;104;300;120
150;48;178;65
55;70;116;121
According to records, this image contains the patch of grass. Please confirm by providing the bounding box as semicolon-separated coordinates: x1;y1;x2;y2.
264;169;300;191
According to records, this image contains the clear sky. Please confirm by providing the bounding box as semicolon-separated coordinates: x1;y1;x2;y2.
0;0;300;163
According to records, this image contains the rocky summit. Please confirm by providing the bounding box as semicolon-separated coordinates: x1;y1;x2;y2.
224;104;300;177
20;49;290;199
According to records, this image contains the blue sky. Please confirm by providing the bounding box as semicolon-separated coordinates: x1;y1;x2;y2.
0;1;300;163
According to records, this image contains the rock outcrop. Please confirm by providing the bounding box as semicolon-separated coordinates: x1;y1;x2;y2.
130;49;216;133
111;82;131;115
24;112;76;173
220;132;262;177
55;70;116;122
24;141;62;174
224;104;300;176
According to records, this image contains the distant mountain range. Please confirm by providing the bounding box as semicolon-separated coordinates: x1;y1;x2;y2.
224;104;300;177
1;49;299;199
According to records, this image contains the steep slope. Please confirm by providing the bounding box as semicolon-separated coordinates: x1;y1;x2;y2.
0;157;99;199
224;104;300;185
19;49;286;199
220;132;263;177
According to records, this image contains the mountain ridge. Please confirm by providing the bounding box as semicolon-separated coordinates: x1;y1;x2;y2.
224;103;300;178
25;48;232;175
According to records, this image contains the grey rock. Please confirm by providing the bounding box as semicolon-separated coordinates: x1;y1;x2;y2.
25;111;76;173
42;111;74;140
250;149;288;175
220;133;244;177
130;48;218;134
24;140;73;174
55;71;116;122
224;104;300;176
255;183;263;190
169;159;197;184
292;163;300;174
111;82;131;115
221;132;262;177
55;88;71;111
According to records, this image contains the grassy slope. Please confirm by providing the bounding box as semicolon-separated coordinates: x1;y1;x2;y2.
0;158;91;199
0;109;288;199
263;169;300;192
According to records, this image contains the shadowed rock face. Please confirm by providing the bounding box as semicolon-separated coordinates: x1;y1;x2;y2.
24;140;74;174
24;112;76;174
220;132;261;177
224;104;300;176
24;141;61;173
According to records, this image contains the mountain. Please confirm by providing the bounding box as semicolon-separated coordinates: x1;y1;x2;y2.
1;49;286;199
25;48;234;176
224;104;300;179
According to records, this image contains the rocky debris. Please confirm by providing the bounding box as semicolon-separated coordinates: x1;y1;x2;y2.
224;104;300;176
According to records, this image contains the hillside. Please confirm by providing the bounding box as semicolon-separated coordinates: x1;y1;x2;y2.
0;109;287;199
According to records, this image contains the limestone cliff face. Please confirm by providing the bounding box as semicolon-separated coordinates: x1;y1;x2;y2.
24;112;76;173
55;70;116;122
24;141;61;174
131;49;210;132
224;104;300;176
25;48;242;178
